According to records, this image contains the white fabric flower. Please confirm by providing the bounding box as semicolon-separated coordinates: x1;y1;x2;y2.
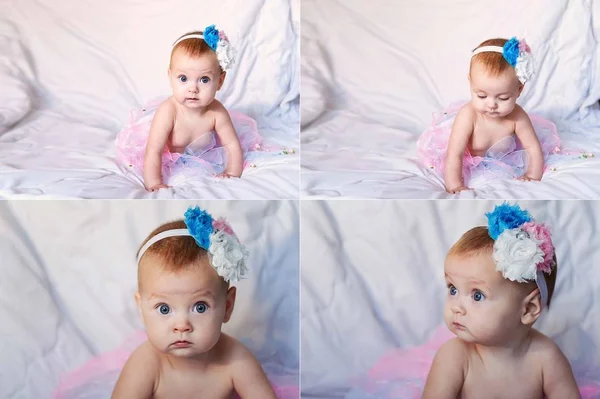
216;40;236;71
492;228;544;282
208;229;248;283
515;52;534;84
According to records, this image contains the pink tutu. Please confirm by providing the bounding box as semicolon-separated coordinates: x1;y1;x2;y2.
115;98;285;185
416;103;588;187
347;326;600;399
53;331;299;399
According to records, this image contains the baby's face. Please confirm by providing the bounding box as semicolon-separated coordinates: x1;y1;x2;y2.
169;48;225;109
444;251;526;345
136;259;232;358
469;62;522;118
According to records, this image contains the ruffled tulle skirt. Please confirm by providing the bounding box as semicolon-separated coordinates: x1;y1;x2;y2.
115;98;288;185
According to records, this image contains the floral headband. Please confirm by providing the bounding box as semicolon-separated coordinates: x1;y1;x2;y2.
486;203;555;306
172;25;236;71
472;37;534;84
137;206;249;283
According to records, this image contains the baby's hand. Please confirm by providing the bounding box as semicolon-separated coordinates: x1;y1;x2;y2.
146;183;169;192
215;172;240;179
517;175;540;182
446;185;470;194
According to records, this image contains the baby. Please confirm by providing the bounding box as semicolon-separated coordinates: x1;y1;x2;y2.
417;37;569;193
116;25;265;191
422;203;580;398
112;207;276;398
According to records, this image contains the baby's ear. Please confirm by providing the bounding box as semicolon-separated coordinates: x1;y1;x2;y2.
521;288;542;325
217;71;226;90
223;286;236;323
517;83;524;95
134;291;143;319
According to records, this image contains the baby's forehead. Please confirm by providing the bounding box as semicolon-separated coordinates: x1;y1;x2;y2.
171;48;217;66
139;259;225;294
444;252;502;282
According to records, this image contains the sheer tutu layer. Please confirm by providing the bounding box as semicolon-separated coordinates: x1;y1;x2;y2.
115;98;288;185
53;331;299;399
416;103;588;187
347;326;600;399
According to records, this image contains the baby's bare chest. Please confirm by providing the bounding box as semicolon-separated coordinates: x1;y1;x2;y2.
460;360;543;399
169;115;216;152
469;120;515;156
153;366;233;399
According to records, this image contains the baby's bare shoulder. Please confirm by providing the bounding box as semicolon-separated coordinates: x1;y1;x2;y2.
151;98;176;127
207;99;227;114
129;341;161;370
458;102;477;118
219;334;255;363
111;341;160;398
528;330;564;361
509;103;530;121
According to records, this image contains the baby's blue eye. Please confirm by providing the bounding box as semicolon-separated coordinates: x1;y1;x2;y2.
200;76;210;84
157;304;170;315
193;302;208;313
179;75;187;83
449;285;458;296
473;291;485;302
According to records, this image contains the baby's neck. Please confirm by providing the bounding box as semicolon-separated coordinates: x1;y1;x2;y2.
473;327;534;363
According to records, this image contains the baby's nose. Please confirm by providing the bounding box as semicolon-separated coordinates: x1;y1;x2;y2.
173;318;192;332
451;302;466;315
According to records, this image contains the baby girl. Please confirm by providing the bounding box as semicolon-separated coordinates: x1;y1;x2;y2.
116;26;265;191
422;203;580;398
111;207;276;398
417;38;571;193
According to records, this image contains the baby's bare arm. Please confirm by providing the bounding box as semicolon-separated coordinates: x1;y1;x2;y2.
422;338;466;399
445;106;474;193
230;343;276;399
111;343;158;399
514;107;543;180
213;102;243;178
542;342;581;399
143;102;174;190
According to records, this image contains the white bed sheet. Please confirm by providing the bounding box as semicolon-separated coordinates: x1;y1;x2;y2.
301;0;600;199
0;200;299;398
301;200;600;398
0;0;299;199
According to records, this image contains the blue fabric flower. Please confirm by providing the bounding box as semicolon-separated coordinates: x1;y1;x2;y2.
184;206;214;250
486;203;532;240
203;25;219;51
502;37;520;67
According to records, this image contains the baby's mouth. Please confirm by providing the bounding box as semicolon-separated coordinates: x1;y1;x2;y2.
453;322;466;330
171;340;192;348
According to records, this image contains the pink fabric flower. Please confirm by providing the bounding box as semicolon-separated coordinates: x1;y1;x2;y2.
519;39;531;54
219;31;229;41
522;221;554;273
213;217;234;235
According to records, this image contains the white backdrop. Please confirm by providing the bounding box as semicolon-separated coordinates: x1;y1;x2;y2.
301;0;600;199
301;200;600;398
0;200;299;398
0;0;299;199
